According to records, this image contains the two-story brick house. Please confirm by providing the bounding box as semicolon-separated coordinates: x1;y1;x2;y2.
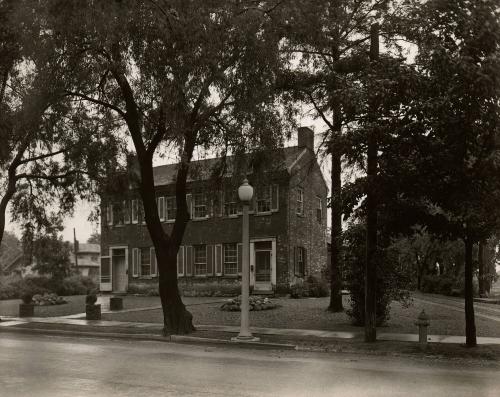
100;127;328;295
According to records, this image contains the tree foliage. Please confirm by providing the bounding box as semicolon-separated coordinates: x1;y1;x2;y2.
49;0;293;334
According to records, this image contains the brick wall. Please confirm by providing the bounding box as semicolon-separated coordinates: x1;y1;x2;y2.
286;150;328;286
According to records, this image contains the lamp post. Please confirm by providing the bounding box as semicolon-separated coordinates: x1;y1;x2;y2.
232;178;259;342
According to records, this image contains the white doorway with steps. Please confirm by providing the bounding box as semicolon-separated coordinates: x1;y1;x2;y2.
250;238;276;293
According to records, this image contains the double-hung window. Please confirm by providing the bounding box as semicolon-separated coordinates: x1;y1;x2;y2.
295;247;305;277
140;247;151;277
131;199;139;224
194;245;207;275
224;190;238;216
123;200;131;224
193;193;208;219
256;186;272;213
316;196;322;223
166;197;176;221
113;201;124;225
297;188;304;216
223;243;238;275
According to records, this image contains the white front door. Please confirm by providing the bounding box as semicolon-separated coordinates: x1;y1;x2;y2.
253;241;273;291
111;248;128;293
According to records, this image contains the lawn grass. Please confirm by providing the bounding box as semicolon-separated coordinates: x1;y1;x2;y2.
0;295;87;317
102;294;500;338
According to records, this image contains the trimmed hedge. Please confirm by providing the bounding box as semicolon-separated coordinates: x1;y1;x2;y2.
290;276;330;299
0;274;97;300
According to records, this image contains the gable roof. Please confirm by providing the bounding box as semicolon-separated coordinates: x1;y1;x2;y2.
152;146;310;187
76;243;100;254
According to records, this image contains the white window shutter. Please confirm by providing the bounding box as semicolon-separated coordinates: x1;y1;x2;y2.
186;194;192;219
271;184;279;211
177;246;185;276
132;248;139;277
150;247;157;277
215;244;222;276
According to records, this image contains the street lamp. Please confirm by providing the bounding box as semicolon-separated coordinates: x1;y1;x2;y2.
232;178;259;342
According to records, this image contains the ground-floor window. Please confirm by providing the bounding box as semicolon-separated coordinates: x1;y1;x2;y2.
194;244;207;275
295;246;305;277
224;243;238;275
140;247;151;276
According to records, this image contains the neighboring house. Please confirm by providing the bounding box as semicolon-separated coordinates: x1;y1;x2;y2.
100;127;328;295
0;235;23;277
70;243;100;282
1;252;24;277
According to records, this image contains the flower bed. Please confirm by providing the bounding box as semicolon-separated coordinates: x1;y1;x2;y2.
32;293;67;306
220;296;278;311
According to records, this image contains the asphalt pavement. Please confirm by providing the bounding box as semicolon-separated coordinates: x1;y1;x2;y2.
0;332;499;397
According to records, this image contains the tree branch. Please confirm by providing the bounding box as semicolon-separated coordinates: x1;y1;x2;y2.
66;91;126;117
15;170;83;182
18;149;66;165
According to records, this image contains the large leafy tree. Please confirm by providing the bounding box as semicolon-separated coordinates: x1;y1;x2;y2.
0;0;119;248
281;0;396;317
51;0;291;334
392;0;500;347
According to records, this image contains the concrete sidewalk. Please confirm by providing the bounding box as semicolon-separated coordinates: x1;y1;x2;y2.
2;314;500;346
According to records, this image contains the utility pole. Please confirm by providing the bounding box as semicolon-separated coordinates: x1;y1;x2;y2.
73;228;79;270
365;22;379;343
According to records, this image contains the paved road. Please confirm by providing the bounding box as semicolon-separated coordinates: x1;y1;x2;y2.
0;333;499;397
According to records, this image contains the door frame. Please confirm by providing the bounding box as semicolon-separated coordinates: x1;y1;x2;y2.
250;237;276;290
109;246;129;293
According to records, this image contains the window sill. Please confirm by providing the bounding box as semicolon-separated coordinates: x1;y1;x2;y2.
254;212;272;217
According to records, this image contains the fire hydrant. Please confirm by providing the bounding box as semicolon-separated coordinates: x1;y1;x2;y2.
415;310;430;346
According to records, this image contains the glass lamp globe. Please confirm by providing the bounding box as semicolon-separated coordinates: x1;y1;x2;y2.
238;179;254;202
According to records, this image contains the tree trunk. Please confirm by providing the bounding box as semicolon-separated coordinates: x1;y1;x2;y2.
364;23;379;343
478;241;485;296
464;233;477;347
328;126;343;312
158;243;194;335
138;147;195;335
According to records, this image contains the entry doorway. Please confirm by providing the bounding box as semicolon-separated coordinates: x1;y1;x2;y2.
111;247;128;293
251;240;275;291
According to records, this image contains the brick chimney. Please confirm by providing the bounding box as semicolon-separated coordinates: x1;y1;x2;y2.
297;127;314;151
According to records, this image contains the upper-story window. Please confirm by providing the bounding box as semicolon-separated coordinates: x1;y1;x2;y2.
256;186;272;213
113;201;125;226
297;188;304;216
194;244;207;275
106;204;113;226
166;196;176;221
316;196;322;223
123;200;131;224
224;190;239;216
131;199;139;224
193;193;208;219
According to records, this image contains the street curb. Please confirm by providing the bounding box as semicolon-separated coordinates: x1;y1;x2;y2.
171;334;297;350
0;325;297;350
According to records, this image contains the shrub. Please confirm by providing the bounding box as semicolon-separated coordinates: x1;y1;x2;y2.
290;276;330;298
344;222;413;326
304;275;330;298
21;292;33;304
58;275;97;296
127;283;159;296
421;274;478;297
220;296;278;311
